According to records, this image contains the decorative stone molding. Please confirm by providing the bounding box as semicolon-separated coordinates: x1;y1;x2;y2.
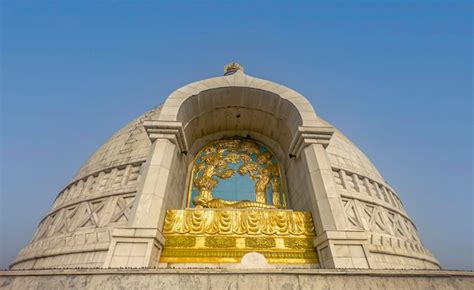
11;231;110;269
369;236;440;269
332;168;405;213
9;191;139;269
340;198;420;242
331;167;435;250
143;120;188;154
33;193;137;243
53;161;144;209
289;126;334;157
330;167;440;269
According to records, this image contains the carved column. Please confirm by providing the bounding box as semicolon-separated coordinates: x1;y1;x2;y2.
289;126;371;269
104;121;188;268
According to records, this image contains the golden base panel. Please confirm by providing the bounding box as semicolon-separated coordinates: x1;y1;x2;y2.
160;209;319;264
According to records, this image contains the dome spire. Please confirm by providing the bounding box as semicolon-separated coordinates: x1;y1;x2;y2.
224;61;244;75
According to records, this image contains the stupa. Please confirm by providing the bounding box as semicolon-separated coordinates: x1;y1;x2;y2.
4;63;472;290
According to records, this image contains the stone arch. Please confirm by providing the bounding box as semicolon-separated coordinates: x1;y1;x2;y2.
138;71;333;232
154;71;322;170
128;69;359;269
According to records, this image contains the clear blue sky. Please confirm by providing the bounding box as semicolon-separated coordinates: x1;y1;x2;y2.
1;1;472;270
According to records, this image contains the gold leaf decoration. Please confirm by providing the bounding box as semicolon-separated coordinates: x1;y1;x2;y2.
284;238;314;249
161;208;319;264
205;236;236;248
163;209;316;236
190;137;285;209
245;237;276;248
165;236;196;248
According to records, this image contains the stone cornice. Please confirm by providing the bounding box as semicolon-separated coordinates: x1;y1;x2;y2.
2;268;472;276
289;126;335;157
143;121;188;154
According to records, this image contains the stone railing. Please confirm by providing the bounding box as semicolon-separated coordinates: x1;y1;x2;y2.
332;167;404;212
53;161;144;209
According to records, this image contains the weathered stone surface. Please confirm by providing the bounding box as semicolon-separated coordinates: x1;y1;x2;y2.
0;269;472;290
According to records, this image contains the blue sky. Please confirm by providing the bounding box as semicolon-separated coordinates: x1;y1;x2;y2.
1;1;472;270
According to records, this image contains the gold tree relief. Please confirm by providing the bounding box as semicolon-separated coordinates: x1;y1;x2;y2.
192;149;236;205
191;137;285;209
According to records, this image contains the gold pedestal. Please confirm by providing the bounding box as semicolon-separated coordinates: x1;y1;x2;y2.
160;209;319;264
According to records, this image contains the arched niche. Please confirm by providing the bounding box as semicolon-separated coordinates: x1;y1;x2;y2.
168;84;317;212
158;72;319;139
177;87;300;160
135;73;325;234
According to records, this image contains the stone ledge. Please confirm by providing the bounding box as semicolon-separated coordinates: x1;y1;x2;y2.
1;268;472;277
10;245;109;267
314;230;368;248
2;269;472;290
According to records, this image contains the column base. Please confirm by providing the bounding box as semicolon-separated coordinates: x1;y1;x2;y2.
103;227;165;268
314;230;371;269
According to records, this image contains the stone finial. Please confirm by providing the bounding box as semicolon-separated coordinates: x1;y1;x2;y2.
224;61;244;75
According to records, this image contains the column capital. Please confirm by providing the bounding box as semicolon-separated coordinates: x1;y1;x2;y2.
289;126;334;157
143;120;188;154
